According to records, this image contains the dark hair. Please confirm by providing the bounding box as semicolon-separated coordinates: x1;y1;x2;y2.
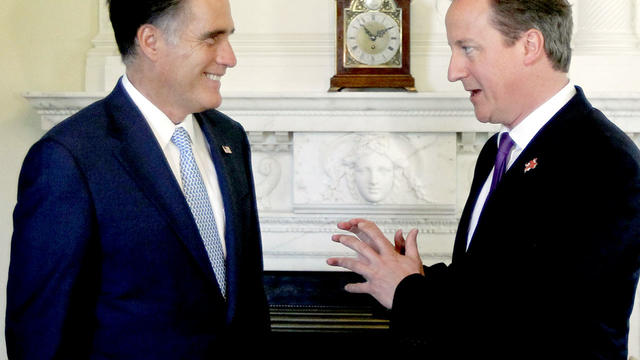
489;0;573;72
107;0;187;64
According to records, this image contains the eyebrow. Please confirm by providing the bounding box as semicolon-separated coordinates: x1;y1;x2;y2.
454;39;474;46
200;28;235;41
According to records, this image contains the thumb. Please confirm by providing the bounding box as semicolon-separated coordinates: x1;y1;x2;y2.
404;228;421;263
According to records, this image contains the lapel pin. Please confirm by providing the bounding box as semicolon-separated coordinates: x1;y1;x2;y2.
524;158;538;173
222;145;232;154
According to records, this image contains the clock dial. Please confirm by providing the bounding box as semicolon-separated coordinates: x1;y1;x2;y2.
345;11;401;67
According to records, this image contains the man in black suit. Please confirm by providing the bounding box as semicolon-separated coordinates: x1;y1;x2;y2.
328;0;640;358
6;0;269;358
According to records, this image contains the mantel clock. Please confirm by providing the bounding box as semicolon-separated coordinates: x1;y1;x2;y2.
330;0;415;91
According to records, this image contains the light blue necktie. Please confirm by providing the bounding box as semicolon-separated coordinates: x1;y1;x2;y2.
171;127;226;298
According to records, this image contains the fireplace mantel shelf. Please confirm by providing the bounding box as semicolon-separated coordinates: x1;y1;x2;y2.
23;90;640;133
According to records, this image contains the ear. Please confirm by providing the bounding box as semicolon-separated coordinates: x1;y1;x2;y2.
522;28;545;66
136;24;162;62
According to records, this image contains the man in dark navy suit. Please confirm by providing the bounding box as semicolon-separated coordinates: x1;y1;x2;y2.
328;0;640;358
6;0;269;358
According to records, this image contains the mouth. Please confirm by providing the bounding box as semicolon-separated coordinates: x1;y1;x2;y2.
468;89;481;99
205;73;222;81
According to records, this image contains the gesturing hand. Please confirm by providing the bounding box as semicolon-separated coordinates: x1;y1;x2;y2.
326;218;424;309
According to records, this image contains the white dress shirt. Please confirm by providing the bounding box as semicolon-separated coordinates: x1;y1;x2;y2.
466;82;577;249
122;75;226;254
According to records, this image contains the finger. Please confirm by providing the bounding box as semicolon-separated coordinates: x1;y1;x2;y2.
353;220;395;255
394;229;405;255
344;282;369;294
337;219;381;251
337;218;371;231
332;233;379;261
337;220;354;231
350;224;377;249
331;233;358;243
337;218;372;231
332;235;368;264
326;256;370;275
337;219;378;249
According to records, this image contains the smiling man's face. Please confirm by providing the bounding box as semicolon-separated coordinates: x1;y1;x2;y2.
154;0;237;121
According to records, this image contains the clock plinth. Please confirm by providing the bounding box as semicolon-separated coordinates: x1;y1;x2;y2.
329;74;416;92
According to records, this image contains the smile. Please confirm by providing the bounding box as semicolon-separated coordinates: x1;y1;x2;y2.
205;73;221;81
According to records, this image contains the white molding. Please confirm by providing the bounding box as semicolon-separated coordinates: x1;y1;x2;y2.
23;91;640;132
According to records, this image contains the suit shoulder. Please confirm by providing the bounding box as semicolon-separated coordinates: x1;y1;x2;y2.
199;109;244;132
197;109;249;150
584;108;639;157
43;97;111;144
571;108;640;177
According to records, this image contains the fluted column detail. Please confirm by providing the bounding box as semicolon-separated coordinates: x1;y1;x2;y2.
84;0;122;92
573;0;639;53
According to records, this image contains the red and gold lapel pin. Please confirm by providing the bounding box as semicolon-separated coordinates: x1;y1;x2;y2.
524;158;538;173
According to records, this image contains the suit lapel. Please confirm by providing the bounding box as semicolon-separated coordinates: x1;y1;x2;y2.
487;86;589;199
106;81;220;290
452;134;499;262
465;87;591;254
196;113;249;314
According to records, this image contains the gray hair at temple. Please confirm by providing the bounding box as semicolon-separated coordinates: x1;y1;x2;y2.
488;0;573;73
107;0;189;65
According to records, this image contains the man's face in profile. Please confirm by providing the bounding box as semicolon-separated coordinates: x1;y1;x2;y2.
155;0;237;116
445;0;527;128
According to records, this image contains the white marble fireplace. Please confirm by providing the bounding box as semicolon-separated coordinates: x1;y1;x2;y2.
23;0;640;354
24;89;640;272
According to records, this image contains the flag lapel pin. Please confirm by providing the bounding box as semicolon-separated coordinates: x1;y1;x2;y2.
524;158;538;173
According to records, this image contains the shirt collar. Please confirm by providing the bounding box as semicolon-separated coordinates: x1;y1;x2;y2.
498;81;576;150
121;74;195;148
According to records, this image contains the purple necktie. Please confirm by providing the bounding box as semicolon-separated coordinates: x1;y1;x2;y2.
490;132;515;192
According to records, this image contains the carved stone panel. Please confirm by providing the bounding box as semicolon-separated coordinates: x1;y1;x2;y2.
249;131;293;212
293;132;456;215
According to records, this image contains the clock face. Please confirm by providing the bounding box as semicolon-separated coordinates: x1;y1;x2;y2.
345;11;402;67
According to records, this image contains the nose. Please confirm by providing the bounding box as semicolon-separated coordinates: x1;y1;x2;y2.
369;169;381;186
218;38;237;68
447;52;467;82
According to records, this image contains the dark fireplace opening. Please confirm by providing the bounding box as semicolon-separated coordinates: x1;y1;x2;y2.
263;271;392;353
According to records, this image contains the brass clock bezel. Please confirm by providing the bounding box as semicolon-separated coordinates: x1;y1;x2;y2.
343;9;403;68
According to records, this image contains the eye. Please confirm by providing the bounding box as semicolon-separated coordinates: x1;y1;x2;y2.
200;32;225;46
462;46;474;55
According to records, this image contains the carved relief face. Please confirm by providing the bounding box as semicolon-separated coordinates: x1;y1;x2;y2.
354;152;394;203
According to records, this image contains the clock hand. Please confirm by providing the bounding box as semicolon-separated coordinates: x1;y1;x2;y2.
376;26;395;38
362;25;377;41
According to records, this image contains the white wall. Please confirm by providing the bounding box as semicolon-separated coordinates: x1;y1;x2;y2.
0;1;97;358
2;1;640;359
